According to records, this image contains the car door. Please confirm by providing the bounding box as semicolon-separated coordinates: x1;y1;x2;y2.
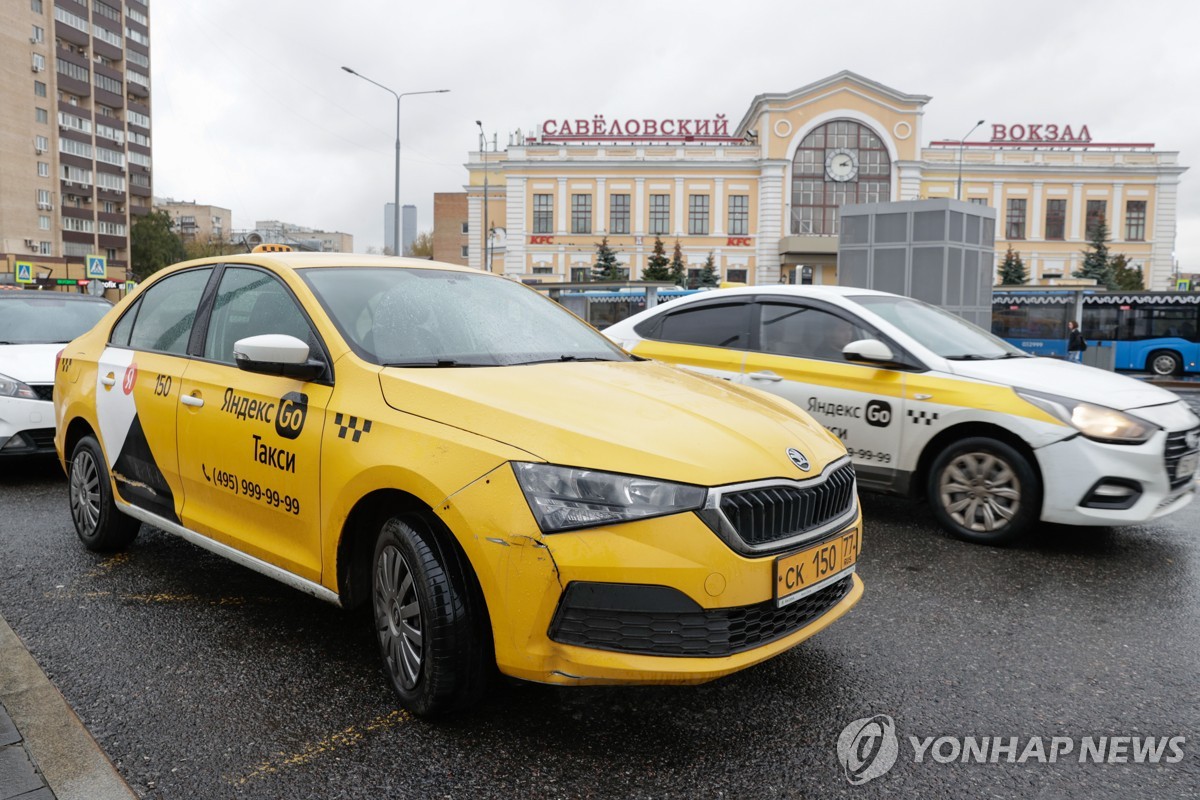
175;265;332;582
735;299;907;490
629;296;752;380
95;266;216;524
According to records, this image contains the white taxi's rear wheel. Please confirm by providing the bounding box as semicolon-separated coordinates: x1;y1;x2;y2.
927;437;1039;546
371;516;489;716
68;435;140;552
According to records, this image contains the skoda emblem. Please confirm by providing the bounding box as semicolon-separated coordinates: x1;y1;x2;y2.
787;448;811;472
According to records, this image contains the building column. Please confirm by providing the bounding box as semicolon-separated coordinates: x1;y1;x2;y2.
634;177;645;235
1151;175;1180;290
895;161;923;201
467;192;482;270
557;177;568;236
1029;181;1043;241
596;178;606;234
674;177;685;237
1069;182;1084;241
756;161;787;285
713;178;725;236
504;175;526;276
1111;183;1124;243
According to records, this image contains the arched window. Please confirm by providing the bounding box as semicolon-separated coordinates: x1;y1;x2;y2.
790;119;891;236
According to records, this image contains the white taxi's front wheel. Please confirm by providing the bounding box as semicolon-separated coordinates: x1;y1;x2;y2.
371;516;490;716
68;435;140;552
927;437;1040;546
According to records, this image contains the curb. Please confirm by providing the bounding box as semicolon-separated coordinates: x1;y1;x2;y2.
0;614;137;800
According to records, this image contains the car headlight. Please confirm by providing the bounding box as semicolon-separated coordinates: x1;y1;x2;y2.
1016;389;1157;444
512;462;707;533
0;372;38;400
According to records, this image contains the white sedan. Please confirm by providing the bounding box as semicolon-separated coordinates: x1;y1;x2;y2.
606;285;1200;545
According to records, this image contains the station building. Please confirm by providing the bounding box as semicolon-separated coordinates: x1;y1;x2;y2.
450;71;1187;290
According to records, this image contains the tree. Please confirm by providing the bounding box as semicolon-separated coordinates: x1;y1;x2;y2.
130;210;186;280
183;237;238;261
408;230;434;259
668;240;687;287
592;236;623;281
698;252;719;287
1074;217;1113;288
997;245;1028;286
643;236;671;281
1109;253;1144;291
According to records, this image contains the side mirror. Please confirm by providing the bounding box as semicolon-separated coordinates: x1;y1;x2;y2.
234;334;325;381
842;338;897;364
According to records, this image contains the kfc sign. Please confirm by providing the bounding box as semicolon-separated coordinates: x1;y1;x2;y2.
991;124;1092;143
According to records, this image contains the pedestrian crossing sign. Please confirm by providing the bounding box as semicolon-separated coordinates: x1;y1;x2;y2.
125;280;137;294
15;262;34;284
86;254;107;278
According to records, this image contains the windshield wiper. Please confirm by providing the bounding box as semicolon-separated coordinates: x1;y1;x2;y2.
943;354;995;361
381;359;480;368
517;355;625;365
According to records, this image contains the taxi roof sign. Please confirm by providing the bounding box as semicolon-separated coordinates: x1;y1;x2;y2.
252;244;293;253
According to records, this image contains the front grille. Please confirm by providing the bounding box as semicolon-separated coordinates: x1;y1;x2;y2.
718;463;857;548
548;575;855;657
1165;427;1199;491
30;384;53;402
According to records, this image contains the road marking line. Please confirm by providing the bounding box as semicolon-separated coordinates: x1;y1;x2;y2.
232;710;410;784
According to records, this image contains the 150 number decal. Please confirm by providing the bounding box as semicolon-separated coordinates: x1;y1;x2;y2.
203;464;301;515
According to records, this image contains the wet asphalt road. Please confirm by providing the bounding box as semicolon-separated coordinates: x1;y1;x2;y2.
2;412;1200;798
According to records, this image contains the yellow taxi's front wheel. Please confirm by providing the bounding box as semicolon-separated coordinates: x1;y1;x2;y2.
68;435;140;552
371;516;491;716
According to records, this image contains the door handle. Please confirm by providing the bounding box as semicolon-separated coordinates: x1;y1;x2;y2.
100;373;116;387
748;371;783;382
181;393;204;408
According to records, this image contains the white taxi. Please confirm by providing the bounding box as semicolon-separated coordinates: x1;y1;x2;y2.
606;286;1200;545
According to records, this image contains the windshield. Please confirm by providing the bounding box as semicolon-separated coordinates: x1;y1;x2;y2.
0;295;111;344
302;267;629;367
850;294;1026;360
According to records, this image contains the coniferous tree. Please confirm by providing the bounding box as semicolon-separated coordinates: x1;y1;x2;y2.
592;236;623;281
1109;253;1145;291
998;245;1028;286
130;210;187;280
643;236;671;281
668;241;687;288
698;252;719;287
1074;217;1114;288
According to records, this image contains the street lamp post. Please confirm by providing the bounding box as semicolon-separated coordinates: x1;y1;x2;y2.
342;67;448;256
476;121;489;272
956;119;985;201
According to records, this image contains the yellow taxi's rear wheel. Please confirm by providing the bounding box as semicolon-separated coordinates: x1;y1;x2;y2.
68;435;140;552
371;516;489;716
927;437;1039;546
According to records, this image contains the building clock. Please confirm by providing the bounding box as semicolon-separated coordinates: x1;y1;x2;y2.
825;148;859;182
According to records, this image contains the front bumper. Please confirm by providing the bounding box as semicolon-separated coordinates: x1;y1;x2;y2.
0;396;56;456
1036;428;1198;525
438;464;863;685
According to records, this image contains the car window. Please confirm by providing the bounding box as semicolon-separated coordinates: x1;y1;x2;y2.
302;267;626;367
126;268;213;355
851;294;1023;359
656;303;751;349
758;303;869;362
203;267;317;364
0;297;110;344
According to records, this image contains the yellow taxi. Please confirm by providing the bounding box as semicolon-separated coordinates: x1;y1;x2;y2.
54;251;863;715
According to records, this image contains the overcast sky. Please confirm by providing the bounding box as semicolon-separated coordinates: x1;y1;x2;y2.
151;0;1199;271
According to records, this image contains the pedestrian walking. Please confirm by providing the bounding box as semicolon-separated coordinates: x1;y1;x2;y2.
1067;319;1087;363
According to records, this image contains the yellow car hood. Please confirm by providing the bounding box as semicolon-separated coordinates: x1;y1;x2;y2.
379;360;844;487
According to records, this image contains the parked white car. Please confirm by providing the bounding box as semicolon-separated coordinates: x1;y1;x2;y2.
1;291;111;457
605;285;1200;544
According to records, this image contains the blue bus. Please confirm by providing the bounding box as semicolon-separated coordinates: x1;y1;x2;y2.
992;289;1200;375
